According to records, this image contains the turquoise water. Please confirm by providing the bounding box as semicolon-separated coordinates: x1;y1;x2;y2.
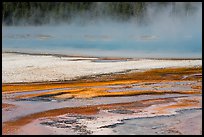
2;23;202;58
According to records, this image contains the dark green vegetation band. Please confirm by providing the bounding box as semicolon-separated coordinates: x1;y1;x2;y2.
2;2;199;25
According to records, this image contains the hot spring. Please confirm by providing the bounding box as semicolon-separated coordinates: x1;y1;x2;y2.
2;13;202;58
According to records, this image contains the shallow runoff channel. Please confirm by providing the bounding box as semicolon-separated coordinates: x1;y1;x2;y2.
2;93;198;123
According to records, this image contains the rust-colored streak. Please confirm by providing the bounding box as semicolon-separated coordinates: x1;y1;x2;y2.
2;97;174;135
2;67;202;94
2;96;201;135
2;103;15;109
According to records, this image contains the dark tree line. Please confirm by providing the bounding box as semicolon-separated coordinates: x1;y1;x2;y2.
2;2;199;26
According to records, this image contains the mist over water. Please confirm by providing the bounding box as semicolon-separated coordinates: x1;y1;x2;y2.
2;2;202;58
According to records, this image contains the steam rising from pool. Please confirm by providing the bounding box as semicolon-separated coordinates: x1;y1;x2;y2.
2;3;202;58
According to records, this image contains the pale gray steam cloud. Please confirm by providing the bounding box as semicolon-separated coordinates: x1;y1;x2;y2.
2;2;202;58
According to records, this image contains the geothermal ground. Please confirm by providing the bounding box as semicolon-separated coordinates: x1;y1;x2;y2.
2;52;202;135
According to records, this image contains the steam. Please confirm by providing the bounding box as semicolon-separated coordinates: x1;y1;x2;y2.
2;2;202;58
